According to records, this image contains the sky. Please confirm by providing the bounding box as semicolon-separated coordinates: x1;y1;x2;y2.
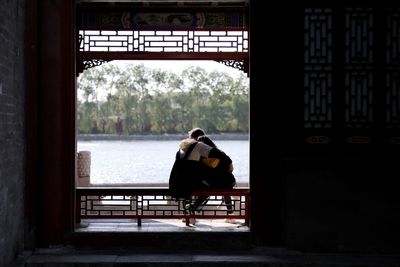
112;60;245;78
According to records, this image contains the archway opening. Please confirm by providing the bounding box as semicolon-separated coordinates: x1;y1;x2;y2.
74;1;250;233
75;59;250;231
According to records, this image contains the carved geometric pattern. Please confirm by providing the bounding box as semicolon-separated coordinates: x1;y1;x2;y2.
216;60;245;72
305;135;331;144
344;8;373;65
79;30;248;53
83;59;110;70
344;70;373;128
79;194;246;217
76;188;250;225
386;8;400;128
386;72;400;128
304;8;333;128
386;9;400;66
344;7;373;128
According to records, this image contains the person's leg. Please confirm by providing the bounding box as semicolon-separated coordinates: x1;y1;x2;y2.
223;196;234;214
182;198;197;224
190;195;209;212
189;181;210;212
183;198;192;214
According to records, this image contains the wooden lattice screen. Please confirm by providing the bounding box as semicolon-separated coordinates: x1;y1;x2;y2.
76;6;249;74
303;6;400;145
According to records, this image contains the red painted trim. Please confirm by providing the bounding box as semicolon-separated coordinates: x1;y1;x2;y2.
76;187;250;225
77;51;249;61
35;0;76;246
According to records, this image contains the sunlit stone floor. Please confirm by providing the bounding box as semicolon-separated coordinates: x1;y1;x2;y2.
75;218;249;232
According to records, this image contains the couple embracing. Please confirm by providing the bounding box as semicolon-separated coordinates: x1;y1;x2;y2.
169;128;236;218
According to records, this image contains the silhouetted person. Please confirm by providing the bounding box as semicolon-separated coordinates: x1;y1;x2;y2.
101;119;106;133
115;117;123;135
170;128;234;222
91;121;99;134
197;135;236;213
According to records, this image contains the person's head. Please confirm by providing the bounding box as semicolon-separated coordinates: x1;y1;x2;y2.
188;128;206;139
197;135;216;148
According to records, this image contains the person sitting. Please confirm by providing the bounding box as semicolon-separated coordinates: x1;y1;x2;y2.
197;135;236;214
169;128;234;220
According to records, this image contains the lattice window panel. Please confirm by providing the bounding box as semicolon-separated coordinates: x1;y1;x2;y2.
344;7;374;128
386;8;400;128
79;194;247;218
79;30;248;53
304;8;333;128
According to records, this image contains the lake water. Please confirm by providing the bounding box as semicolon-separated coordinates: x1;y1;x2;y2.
77;140;249;185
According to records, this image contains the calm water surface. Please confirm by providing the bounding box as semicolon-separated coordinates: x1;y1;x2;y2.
77;140;249;185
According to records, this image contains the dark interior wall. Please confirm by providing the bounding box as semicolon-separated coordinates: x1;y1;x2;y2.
20;0;400;254
0;0;26;264
283;159;400;253
251;0;400;253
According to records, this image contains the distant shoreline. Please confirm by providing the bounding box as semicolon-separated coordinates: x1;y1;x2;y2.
77;133;249;141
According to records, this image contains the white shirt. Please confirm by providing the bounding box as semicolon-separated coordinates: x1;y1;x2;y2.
179;138;212;161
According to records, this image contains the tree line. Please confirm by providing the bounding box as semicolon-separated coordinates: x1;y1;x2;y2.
77;62;249;135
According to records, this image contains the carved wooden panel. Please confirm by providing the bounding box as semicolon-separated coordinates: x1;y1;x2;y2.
304;8;333;129
79;29;248;53
386;8;400;129
344;8;374;128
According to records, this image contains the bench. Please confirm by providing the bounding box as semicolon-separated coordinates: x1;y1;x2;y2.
76;187;250;226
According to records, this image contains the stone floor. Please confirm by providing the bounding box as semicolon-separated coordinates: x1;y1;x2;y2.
75;218;249;232
23;246;400;267
22;220;400;266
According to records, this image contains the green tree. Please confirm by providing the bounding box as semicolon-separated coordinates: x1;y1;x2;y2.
77;61;249;135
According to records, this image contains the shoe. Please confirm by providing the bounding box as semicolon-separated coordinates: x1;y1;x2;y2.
225;218;236;224
182;217;196;224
